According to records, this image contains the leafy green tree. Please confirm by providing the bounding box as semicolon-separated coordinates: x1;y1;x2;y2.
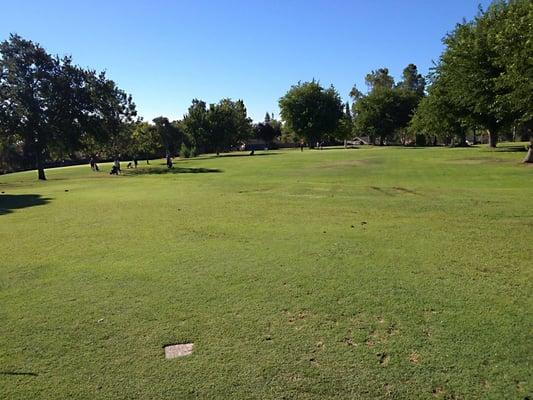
365;68;395;91
398;64;426;96
152;116;182;155
0;35;85;179
349;84;363;101
353;66;425;145
336;102;353;146
409;85;463;146
130;121;161;159
254;113;282;147
0;34;136;179
430;0;532;147
181;99;209;152
279;80;343;147
207;99;252;155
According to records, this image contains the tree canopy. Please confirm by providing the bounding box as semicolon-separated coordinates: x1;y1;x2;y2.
0;34;136;179
411;0;532;147
278;80;343;146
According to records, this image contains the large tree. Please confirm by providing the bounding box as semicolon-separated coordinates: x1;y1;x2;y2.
181;99;209;153
353;67;422;145
0;34;136;179
207;99;252;155
181;98;252;155
152;116;182;155
279;80;343;146
254;113;281;147
428;0;532;148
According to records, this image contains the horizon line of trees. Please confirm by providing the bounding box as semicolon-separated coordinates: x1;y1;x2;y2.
1;0;532;179
279;0;531;150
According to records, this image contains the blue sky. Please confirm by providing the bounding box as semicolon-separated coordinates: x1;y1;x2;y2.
1;0;491;122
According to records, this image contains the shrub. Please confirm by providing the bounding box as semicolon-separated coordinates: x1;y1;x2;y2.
180;143;190;158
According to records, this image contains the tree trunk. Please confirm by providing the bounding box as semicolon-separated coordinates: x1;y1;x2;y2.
36;153;46;180
488;129;498;148
524;142;533;163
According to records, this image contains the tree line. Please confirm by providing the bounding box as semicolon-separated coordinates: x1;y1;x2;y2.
280;0;531;149
1;0;532;179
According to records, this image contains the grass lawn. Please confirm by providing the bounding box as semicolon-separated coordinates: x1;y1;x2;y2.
1;145;532;399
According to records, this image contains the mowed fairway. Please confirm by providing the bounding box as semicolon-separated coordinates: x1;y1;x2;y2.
1;146;532;399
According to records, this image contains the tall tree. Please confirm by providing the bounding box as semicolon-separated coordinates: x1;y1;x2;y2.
0;34;136;179
336;102;353;146
430;0;533;147
398;64;426;96
365;68;395;91
254;112;281;147
152;116;182;155
207;99;252;155
181;99;209;152
279;80;343;146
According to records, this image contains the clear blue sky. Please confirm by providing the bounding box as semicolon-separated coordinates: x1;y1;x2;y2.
1;0;491;122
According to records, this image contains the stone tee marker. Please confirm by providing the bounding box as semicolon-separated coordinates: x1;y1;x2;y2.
164;343;194;359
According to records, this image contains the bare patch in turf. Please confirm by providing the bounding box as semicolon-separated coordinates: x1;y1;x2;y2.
377;352;390;366
164;343;194;359
409;351;421;364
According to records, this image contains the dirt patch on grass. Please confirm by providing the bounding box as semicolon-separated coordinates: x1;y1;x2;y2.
377;353;390;366
370;186;419;196
409;351;421;364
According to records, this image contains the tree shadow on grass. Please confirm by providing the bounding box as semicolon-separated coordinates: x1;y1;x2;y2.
490;145;527;153
186;152;280;161
125;166;222;176
0;371;38;377
0;194;51;216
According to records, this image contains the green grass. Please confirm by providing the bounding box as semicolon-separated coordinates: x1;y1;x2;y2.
1;145;532;399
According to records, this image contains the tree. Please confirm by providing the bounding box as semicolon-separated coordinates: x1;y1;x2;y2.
336;102;353;146
398;64;426;96
0;34;136;179
130;121;161;159
430;0;533;148
349;85;363;101
279;80;343;146
0;35;81;179
152;116;182;155
254;113;282;147
365;68;395;91
181;98;252;156
87;72;138;159
206;99;252;155
181;99;209;153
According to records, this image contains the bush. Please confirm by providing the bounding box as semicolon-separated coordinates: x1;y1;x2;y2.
180;143;190;158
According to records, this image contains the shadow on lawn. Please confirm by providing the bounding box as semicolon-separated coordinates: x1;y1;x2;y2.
186;152;280;161
490;145;527;153
0;194;51;216
126;166;222;176
0;371;38;377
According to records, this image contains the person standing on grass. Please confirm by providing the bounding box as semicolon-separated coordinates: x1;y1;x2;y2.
89;156;95;171
300;140;304;152
114;157;121;174
166;153;173;169
133;157;138;168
